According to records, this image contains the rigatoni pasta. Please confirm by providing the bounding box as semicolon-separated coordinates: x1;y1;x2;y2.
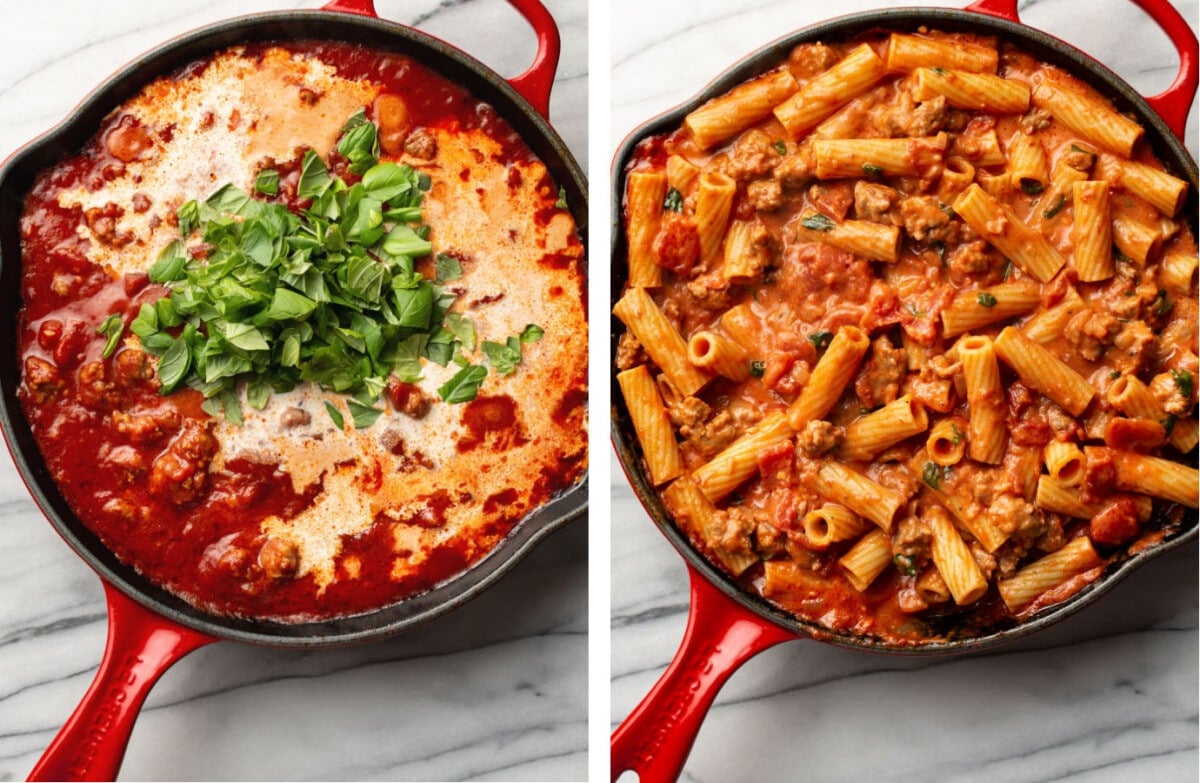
615;28;1197;645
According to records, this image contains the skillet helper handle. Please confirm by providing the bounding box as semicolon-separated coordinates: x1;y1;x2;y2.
610;567;795;783
28;582;215;782
965;0;1198;138
320;0;561;121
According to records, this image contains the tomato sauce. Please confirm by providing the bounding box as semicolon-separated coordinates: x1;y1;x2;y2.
17;39;586;622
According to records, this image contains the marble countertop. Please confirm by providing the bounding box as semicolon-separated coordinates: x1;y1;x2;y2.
0;1;587;781
610;1;1198;781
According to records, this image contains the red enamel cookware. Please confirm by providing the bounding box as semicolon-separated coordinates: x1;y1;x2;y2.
0;1;587;779
609;0;1197;780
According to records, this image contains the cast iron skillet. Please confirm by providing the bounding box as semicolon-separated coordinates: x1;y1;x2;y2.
0;0;587;779
609;0;1197;780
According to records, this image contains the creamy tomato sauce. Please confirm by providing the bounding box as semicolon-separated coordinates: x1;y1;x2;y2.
19;41;586;621
617;31;1196;644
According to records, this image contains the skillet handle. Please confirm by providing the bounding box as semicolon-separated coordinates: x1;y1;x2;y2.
27;581;215;782
610;567;795;783
965;0;1198;139
320;0;561;121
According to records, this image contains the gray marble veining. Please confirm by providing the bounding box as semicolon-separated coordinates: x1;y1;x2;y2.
0;1;588;780
610;1;1198;780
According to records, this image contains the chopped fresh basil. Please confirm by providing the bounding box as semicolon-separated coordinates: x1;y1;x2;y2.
255;169;280;197
800;213;835;232
893;554;918;576
444;312;477;353
1163;414;1177;436
1042;194;1067;219
1019;179;1044;195
97;313;124;359
324;401;345;429
931;66;947;75
1109;370;1122;380
435;253;463;283
749;360;766;378
148;240;187;283
1070;143;1093;155
1001;259;1013;281
347;399;384;429
336;110;379;174
438;364;487;403
862;163;884;178
773;140;787;155
922;461;947;489
950;424;964;445
663;187;684;213
808;330;834;350
482;336;524;375
555;185;568;210
1172;369;1193;399
977;292;998;307
1153;290;1174;317
297;150;333;200
520;324;544;343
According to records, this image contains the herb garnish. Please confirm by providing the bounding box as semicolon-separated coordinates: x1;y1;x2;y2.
97;313;124;359
977;292;998;307
750;360;766;378
862;163;884;178
950;424;964;445
808;331;834;350
800;213;835;232
555;186;568;210
1163;415;1177;436
922;461;948;489
1019;180;1044;195
255;169;280;197
1042;194;1067;219
1152;290;1174;317
773;140;787;155
663;187;684;213
1172;369;1193;399
129;114;538;426
893;554;918;576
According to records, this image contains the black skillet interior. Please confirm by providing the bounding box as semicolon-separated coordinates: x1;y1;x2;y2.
0;10;588;647
611;7;1198;655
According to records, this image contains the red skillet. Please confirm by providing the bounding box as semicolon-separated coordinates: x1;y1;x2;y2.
0;1;586;780
609;0;1198;780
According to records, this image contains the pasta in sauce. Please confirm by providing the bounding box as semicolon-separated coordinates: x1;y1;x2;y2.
615;29;1198;644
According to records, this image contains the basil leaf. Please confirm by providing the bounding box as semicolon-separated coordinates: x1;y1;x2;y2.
297;151;332;200
130;303;159;339
750;360;765;378
255;169;280;196
445;312;477;352
382;224;433;258
1019;179;1044;195
362;162;412;203
177;200;200;236
347;399;384;429
555;186;568;210
1172;369;1193;399
338;116;379;175
435;253;463;282
922;461;945;489
800;213;835;232
438;364;487;403
148;240;188;283
977;292;998;307
862;163;883;178
206;183;253;215
893;554;917;576
394;283;433;329
156;336;192;393
324;400;346;429
773;140;787;155
663;188;684;213
1042;194;1067;219
519;323;544;343
482;338;522;375
97;314;124;359
808;331;833;350
266;288;318;320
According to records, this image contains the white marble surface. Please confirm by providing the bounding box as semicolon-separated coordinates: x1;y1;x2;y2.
610;1;1199;781
0;1;587;781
